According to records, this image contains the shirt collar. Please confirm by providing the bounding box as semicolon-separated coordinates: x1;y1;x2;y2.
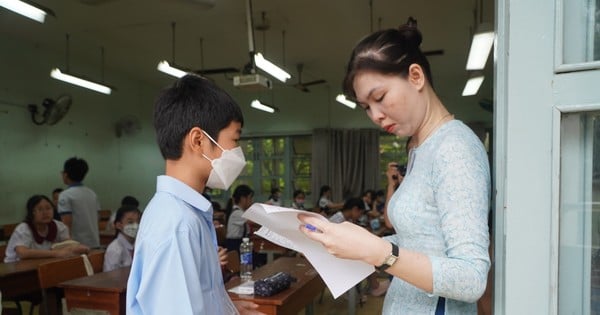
156;175;212;213
117;232;134;250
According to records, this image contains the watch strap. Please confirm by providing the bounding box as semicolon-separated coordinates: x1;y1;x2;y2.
376;243;399;271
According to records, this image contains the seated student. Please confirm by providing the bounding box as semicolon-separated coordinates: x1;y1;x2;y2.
265;188;282;206
4;195;89;263
291;189;306;210
225;184;254;252
318;185;344;216
106;195;140;233
103;205;141;272
329;197;364;224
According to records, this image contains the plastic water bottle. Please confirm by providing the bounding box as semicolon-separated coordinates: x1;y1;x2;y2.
240;237;253;281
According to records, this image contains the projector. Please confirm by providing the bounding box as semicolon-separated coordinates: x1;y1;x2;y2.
233;74;272;91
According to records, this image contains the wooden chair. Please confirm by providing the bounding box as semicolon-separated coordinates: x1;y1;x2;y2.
0;243;6;262
38;256;89;315
2;223;18;240
98;209;112;231
86;251;105;274
226;250;240;274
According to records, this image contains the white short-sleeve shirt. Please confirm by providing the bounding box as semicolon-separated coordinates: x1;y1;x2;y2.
4;220;70;263
103;233;134;272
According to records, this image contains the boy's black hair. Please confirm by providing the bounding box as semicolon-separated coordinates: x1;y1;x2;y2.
153;74;244;160
114;205;141;224
293;189;305;198
342;197;365;212
121;195;140;207
63;157;89;182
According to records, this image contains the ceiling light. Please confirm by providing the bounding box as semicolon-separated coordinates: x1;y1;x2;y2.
254;53;291;83
0;0;49;23
461;74;484;96
466;31;494;70
336;94;356;109
50;68;112;95
157;60;187;78
250;100;276;113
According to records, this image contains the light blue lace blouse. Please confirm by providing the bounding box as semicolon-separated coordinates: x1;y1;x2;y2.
383;120;491;314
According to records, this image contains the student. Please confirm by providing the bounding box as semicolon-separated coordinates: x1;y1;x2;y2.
4;195;88;263
126;74;263;315
291;189;306;210
103;205;141;272
299;18;490;314
225;184;255;252
328;197;364;224
317;185;344;215
106;195;140;233
57;157;101;248
265;187;281;206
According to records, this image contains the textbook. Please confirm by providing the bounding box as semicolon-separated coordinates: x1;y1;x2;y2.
242;203;373;298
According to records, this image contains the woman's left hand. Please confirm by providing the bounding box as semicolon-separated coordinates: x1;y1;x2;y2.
297;214;388;266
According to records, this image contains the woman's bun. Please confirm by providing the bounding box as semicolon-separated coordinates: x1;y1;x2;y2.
398;16;423;50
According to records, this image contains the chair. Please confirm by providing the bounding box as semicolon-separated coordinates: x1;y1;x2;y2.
37;256;89;315
86;251;105;274
98;209;112;231
0;244;6;262
2;223;18;240
226;250;240;274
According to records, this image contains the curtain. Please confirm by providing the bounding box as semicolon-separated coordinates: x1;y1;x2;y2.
311;128;380;206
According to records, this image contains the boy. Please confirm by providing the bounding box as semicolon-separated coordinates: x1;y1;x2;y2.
126;75;263;315
329;197;364;224
58;157;100;248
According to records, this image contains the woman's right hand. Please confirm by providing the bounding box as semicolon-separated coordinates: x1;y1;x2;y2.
386;162;402;185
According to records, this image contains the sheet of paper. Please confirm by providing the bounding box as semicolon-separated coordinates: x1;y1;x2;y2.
243;203;374;298
227;280;255;295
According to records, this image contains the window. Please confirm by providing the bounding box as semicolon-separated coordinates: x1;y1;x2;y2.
558;111;600;314
378;134;410;189
559;0;600;68
211;135;312;207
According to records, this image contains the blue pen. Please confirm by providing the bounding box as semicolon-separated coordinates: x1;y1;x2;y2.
304;223;319;232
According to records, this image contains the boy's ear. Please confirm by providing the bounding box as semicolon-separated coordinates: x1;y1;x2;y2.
187;127;205;153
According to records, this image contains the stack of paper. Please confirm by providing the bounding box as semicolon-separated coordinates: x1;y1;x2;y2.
242;203;374;298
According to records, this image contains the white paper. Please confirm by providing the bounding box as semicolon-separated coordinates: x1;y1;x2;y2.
243;203;374;298
227;280;255;295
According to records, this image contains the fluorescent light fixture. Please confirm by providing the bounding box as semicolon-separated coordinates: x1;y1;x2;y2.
462;75;485;96
254;53;291;83
251;100;276;113
466;31;494;70
336;94;356;109
0;0;48;23
50;68;112;95
157;60;187;78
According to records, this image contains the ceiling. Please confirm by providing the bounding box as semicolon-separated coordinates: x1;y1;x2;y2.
0;0;495;128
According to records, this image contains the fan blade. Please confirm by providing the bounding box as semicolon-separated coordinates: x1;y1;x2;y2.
194;67;239;75
302;79;326;87
293;83;310;93
423;49;444;56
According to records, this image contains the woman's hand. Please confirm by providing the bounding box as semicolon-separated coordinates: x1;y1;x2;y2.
217;246;228;266
386;162;402;186
297;214;389;267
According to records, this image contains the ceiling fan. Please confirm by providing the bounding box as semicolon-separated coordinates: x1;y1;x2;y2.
192;38;239;76
293;63;326;93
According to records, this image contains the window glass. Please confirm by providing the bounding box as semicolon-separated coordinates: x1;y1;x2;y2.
562;0;600;64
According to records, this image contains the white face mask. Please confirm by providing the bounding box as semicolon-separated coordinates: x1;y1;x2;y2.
123;223;139;238
202;131;247;190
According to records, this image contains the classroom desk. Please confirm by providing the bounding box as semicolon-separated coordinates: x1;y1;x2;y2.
59;266;129;315
0;250;105;299
226;256;325;315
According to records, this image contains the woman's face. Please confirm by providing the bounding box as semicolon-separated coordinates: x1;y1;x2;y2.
115;211;141;231
353;66;426;137
32;199;54;225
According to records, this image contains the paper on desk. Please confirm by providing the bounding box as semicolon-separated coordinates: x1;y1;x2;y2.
228;280;254;295
243;203;374;298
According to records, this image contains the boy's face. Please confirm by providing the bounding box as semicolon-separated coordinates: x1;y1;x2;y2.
204;121;242;159
350;206;362;221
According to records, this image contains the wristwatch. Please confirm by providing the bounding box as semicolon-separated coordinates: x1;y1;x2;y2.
376;243;399;271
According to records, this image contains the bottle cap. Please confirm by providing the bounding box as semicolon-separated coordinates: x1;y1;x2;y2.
242;237;249;242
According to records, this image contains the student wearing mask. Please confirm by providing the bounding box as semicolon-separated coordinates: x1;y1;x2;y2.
126;75;262;315
265;187;281;206
291;189;306;210
4;195;88;263
103;205;141;272
299;18;490;314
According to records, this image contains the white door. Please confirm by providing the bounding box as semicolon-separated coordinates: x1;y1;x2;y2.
496;0;600;313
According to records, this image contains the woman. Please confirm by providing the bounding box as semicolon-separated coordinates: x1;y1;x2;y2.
103;205;141;272
4;195;89;263
299;17;490;314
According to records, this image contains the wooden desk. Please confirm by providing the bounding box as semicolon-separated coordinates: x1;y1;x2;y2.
0;250;105;299
226;257;325;315
59;266;129;315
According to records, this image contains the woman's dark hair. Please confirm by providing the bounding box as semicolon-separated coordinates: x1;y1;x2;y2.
154;74;244;160
342;17;434;100
319;185;331;197
24;195;53;223
225;184;254;214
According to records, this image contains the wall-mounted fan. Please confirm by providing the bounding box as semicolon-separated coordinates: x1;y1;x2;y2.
293;63;326;93
27;95;72;126
114;115;141;138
